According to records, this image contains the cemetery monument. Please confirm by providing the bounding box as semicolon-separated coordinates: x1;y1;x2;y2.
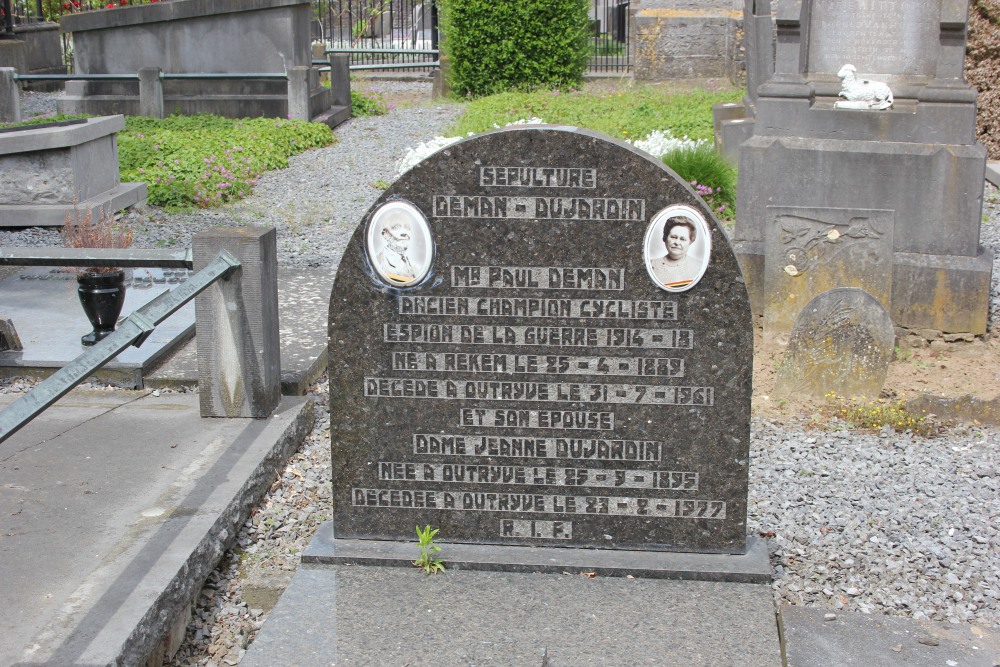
731;0;992;356
323;126;766;570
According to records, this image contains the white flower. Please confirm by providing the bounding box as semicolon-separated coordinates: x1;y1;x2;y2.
492;117;547;128
396;135;464;175
629;129;707;158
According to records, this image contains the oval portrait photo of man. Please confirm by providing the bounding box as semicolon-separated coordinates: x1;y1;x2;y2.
643;204;712;293
365;199;434;287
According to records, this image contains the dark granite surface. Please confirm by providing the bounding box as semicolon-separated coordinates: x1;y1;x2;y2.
328;127;753;553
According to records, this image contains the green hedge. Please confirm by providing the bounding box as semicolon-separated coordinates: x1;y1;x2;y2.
438;0;590;97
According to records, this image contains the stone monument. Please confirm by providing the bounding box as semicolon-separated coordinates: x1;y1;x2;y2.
324;126;763;570
732;0;993;345
57;0;346;125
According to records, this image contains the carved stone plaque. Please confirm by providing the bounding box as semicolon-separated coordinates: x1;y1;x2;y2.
328;127;753;554
807;1;940;79
763;206;894;353
775;288;895;400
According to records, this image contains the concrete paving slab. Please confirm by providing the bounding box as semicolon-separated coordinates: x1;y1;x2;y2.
780;605;1000;667
243;563;782;667
0;389;314;666
0;266;194;387
147;268;334;394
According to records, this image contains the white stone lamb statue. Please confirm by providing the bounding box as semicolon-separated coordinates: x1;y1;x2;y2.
835;64;894;110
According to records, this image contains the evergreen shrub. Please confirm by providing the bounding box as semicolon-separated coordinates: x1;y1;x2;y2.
438;0;590;97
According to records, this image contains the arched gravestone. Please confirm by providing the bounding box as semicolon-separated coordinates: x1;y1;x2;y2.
328;127;753;556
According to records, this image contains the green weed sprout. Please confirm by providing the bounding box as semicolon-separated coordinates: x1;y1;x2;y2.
414;524;445;575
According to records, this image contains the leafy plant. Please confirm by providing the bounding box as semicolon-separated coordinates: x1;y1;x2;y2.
414;524;445;574
438;0;590;97
118;114;335;210
661;144;737;221
351;88;390;117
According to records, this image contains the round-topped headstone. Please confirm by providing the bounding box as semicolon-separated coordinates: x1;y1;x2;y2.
328;126;752;553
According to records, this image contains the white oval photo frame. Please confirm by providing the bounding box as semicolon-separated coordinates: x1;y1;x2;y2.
644;204;711;293
365;200;433;287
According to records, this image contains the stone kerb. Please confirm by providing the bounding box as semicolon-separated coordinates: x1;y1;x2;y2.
327;126;755;560
0;115;147;227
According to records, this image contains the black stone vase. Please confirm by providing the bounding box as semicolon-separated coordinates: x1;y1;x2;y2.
76;270;126;346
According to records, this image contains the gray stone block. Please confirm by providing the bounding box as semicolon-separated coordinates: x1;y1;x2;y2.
0;67;20;124
14;23;66;90
138;67;164;118
0;116;146;227
194;227;281;419
631;7;742;81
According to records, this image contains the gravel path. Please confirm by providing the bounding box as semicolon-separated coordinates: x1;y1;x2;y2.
2;84;999;666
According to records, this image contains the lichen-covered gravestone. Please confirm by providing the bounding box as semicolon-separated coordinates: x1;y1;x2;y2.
327;127;754;562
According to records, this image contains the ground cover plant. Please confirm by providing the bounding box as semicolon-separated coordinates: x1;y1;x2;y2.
351;87;391;116
118;114;334;209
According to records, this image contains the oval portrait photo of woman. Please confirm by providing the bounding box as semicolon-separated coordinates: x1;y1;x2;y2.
643;204;711;292
365;199;434;287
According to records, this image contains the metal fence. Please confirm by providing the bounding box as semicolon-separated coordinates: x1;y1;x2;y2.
6;0;630;73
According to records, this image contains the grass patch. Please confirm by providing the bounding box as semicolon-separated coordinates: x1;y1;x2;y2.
119;114;335;210
448;86;742;141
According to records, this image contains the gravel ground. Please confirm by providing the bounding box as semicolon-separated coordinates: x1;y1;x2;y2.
2;84;999;665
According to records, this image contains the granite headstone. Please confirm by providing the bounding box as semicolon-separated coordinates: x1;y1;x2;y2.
328;127;753;555
775;287;895;400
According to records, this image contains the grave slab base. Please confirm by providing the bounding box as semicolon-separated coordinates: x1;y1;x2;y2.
303;522;772;584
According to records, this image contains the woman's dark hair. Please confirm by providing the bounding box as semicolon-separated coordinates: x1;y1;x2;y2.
662;217;696;245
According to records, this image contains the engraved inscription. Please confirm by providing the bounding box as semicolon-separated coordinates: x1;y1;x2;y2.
433;195;645;221
459;409;614;430
501;520;573;539
480;166;597;188
808;1;940;77
398;297;677;320
413;434;662;460
392;353;685;377
353;488;727;519
364;378;715;405
380;461;699;490
452;266;624;290
383;324;694;348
